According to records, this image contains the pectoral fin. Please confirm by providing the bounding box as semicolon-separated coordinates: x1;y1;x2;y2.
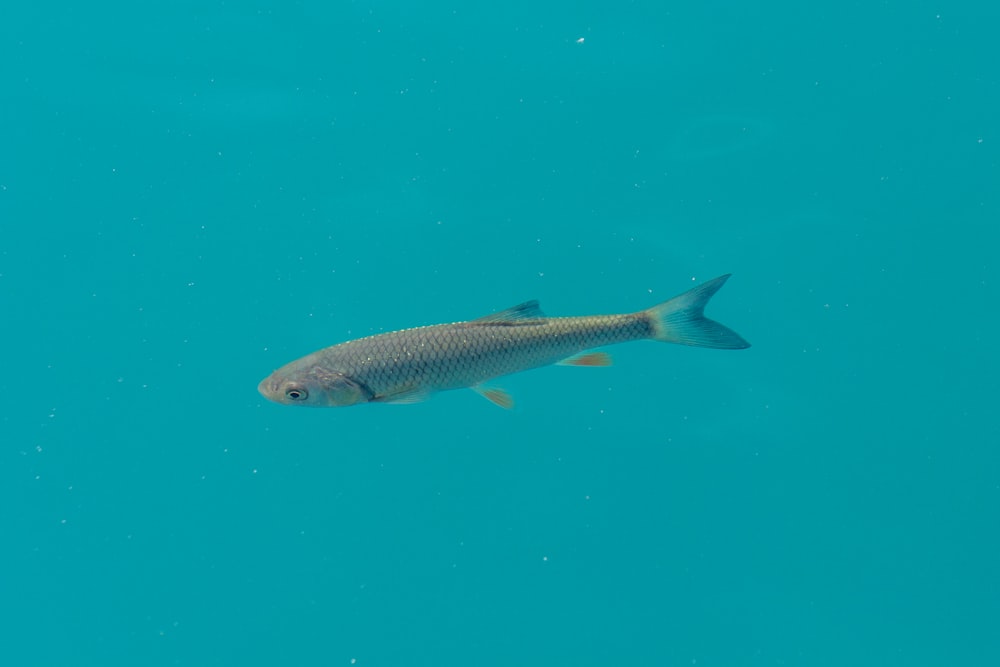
372;385;432;404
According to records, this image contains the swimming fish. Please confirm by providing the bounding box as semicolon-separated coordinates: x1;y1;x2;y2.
258;274;750;409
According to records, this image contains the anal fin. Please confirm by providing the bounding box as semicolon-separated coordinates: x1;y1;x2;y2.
557;351;612;367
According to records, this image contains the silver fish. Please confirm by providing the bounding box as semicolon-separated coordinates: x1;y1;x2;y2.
258;274;750;409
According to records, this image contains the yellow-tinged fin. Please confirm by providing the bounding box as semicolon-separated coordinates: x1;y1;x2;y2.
646;274;751;349
557;351;613;366
473;300;546;323
472;385;514;409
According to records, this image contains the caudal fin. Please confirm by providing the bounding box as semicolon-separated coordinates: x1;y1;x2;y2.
646;274;750;349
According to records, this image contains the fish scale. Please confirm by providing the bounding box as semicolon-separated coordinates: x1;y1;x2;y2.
321;314;650;398
258;274;750;408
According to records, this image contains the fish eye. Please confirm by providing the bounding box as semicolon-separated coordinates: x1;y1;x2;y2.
284;385;308;401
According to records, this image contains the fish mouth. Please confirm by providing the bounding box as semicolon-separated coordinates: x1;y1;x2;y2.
257;376;275;400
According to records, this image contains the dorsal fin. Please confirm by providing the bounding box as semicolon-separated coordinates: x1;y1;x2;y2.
472;300;545;323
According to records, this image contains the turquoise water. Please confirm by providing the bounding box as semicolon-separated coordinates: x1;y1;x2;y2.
3;2;998;665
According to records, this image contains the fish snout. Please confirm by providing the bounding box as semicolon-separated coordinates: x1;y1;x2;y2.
258;375;277;401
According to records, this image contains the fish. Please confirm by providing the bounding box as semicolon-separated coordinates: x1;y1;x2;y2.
258;274;750;409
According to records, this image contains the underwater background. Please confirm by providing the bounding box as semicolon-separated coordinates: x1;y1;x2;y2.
3;2;998;665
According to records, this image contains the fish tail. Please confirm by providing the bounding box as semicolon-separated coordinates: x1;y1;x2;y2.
644;274;751;349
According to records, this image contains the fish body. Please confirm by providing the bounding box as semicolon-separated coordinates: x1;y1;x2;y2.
258;274;750;408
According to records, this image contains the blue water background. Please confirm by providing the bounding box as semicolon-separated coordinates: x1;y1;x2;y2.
3;2;998;665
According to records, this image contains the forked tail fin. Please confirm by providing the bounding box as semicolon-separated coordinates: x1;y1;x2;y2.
645;274;751;349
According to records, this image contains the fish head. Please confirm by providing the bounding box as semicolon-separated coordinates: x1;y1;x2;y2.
258;363;372;407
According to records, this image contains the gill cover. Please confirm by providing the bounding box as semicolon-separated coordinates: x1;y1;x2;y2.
320;372;374;407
